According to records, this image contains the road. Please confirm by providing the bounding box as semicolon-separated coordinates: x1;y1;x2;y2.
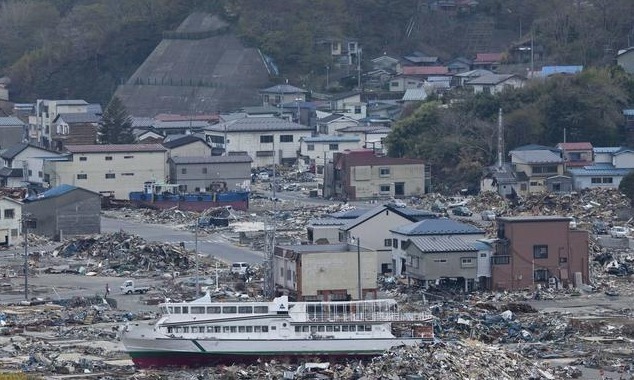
100;216;264;264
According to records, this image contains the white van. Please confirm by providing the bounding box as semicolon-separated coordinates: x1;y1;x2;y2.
231;262;249;275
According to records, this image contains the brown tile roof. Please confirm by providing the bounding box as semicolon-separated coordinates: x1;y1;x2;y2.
338;150;424;167
474;53;502;64
66;144;167;153
401;66;449;76
557;142;593;150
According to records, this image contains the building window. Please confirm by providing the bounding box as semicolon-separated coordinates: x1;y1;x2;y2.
79;157;87;161
202;168;208;174
433;259;447;263
122;173;134;176
392;238;398;249
280;135;293;143
534;269;548;282
260;135;274;143
181;168;187;174
461;258;476;268
27;170;32;176
105;173;115;179
492;256;510;265
3;209;14;219
533;245;548;259
384;239;392;247
520;184;527;191
307;144;315;151
559;257;568;264
329;143;338;151
379;185;390;193
391;81;399;87
354;106;362;114
38;171;42;178
124;155;134;159
77;174;87;180
379;168;390;177
280;267;284;278
533;165;558;174
105;156;113;161
409;256;419;268
256;151;274;157
263;95;269;103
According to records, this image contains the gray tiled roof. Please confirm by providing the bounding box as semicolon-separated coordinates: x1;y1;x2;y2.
260;84;307;94
308;218;348;226
0;116;25;127
56;113;101;124
510;150;563;164
409;236;478;253
340;205;422;231
391;218;484;236
465;74;517;85
169;155;252;164
302;136;360;143
0;143;28;159
66;144;166;153
276;243;348;253
206;117;312;133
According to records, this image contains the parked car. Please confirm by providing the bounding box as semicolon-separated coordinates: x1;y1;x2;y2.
452;206;473;217
387;198;407;208
610;226;629;238
480;210;496;221
231;262;250;275
431;202;448;214
592;221;608;235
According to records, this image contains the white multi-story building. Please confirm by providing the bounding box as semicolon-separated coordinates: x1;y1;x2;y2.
204;116;313;168
42;144;167;199
0;197;22;247
29;99;100;148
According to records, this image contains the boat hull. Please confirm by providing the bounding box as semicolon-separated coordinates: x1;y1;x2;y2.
124;335;425;368
128;191;249;211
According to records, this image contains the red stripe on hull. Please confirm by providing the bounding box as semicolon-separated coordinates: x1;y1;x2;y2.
130;351;378;369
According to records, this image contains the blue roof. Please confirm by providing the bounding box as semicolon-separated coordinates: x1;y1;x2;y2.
623;109;634;116
391;218;484;236
568;166;633;176
541;66;583;76
302;136;360;143
25;184;97;202
593;147;621;154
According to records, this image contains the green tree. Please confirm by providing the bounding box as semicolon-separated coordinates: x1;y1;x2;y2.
100;96;134;144
619;171;634;206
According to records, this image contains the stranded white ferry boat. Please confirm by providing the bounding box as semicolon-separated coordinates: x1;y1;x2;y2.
122;294;434;368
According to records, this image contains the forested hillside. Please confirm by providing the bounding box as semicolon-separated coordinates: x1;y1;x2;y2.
3;0;634;105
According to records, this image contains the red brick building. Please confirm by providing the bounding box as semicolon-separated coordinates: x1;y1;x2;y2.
491;216;589;290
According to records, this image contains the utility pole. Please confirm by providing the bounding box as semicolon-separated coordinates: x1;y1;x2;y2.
194;217;200;297
23;219;28;301
357;237;362;300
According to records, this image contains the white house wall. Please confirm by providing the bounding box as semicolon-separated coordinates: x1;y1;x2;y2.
301;250;377;298
0;199;21;246
44;151;167;199
613;152;634;169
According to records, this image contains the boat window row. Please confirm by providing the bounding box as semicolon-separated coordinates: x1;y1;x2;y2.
166;325;270;334
294;324;373;333
162;305;269;314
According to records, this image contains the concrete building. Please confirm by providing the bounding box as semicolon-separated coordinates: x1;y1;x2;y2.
260;84;308;107
43;144;167;199
204;116;313;167
328;150;425;200
274;243;377;301
51;112;101;151
23;185;101;239
492;216;589;291
29;99;98;148
0;197;22;247
299;136;361;177
163;135;212;158
168;155;252;192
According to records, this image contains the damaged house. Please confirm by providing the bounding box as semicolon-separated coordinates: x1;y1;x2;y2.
492;216;589;291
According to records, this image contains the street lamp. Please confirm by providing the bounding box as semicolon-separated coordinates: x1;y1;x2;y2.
194;217;200;297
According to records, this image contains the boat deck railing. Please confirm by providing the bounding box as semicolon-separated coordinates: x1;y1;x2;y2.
306;311;432;323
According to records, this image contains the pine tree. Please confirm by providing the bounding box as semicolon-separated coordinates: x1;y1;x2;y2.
99;96;134;144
